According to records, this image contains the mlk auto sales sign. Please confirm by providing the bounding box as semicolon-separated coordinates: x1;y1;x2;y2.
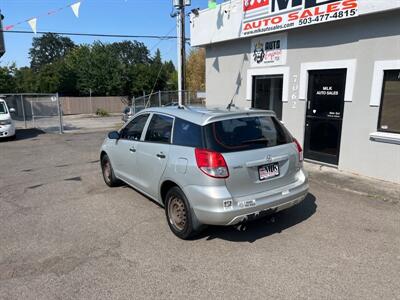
242;0;359;37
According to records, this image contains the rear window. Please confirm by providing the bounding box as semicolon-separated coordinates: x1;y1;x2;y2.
173;118;203;148
204;116;293;153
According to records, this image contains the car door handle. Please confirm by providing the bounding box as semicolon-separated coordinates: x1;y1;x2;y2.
156;153;166;159
129;147;136;153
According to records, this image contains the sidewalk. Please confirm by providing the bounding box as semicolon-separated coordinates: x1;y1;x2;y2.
14;114;123;134
63;114;122;133
305;162;399;204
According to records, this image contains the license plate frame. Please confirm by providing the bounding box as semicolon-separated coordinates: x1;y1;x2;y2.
258;163;280;181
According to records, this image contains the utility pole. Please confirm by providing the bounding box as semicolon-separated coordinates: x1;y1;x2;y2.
173;0;190;107
0;11;5;58
89;88;93;113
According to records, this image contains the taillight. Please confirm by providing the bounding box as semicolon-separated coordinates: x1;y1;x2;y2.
293;138;303;162
195;148;229;179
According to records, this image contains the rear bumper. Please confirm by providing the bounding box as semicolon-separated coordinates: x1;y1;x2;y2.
185;169;309;226
0;125;16;138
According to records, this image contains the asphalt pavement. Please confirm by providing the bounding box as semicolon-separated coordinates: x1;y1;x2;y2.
0;129;399;299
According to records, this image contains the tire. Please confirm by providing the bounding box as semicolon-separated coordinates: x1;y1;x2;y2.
165;186;201;240
3;134;16;141
101;154;121;187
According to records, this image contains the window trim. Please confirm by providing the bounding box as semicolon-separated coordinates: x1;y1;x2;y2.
370;132;400;145
252;74;284;120
369;60;400;107
246;66;290;103
369;61;400;142
143;112;175;145
376;69;400;134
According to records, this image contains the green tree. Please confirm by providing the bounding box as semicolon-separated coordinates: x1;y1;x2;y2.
0;64;17;93
111;41;150;65
57;59;78;96
15;67;38;93
63;45;91;95
149;49;169;92
29;33;76;70
67;43;124;96
164;60;178;91
128;49;177;96
111;41;151;97
36;63;61;93
129;63;154;96
14;37;176;97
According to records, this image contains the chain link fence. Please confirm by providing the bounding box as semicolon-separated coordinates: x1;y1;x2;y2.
2;94;63;133
2;91;205;134
132;90;206;114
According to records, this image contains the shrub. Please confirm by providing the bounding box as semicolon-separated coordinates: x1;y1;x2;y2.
95;108;109;117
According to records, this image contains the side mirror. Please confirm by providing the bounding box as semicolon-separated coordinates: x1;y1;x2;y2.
108;131;120;140
9;108;16;113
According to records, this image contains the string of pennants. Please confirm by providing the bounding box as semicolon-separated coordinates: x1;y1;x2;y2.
6;1;218;34
4;1;83;34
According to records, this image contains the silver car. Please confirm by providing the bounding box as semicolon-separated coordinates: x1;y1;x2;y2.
100;107;308;239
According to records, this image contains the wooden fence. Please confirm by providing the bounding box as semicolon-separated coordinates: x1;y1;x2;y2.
61;96;128;115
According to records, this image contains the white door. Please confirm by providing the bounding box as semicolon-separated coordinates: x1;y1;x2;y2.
111;113;150;185
135;113;174;199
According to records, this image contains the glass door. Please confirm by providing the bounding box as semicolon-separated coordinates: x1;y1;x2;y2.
252;75;283;120
304;69;347;165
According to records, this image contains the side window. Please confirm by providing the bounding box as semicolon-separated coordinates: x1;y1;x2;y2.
173;118;203;148
120;114;149;140
145;114;174;144
378;70;400;134
0;102;7;114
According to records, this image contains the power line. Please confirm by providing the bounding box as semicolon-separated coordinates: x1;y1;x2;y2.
2;30;190;40
145;28;179;108
148;26;177;52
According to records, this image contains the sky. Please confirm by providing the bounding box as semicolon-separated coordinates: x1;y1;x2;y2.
0;0;212;67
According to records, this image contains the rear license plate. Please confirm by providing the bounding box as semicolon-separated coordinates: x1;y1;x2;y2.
258;163;280;181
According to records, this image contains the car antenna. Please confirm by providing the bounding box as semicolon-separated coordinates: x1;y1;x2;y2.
226;97;236;111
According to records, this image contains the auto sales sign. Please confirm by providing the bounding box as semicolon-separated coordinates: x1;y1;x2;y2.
242;0;359;37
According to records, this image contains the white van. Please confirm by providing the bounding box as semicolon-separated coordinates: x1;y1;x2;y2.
0;98;16;140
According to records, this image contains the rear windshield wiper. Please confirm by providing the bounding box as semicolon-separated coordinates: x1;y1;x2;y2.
240;138;269;145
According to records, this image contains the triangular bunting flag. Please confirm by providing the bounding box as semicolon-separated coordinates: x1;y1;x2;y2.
208;0;217;9
4;25;14;31
28;18;37;34
71;2;81;18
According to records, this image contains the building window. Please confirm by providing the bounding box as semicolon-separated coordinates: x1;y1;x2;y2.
252;75;283;120
378;70;400;134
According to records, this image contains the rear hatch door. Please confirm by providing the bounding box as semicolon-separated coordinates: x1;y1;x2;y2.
204;114;299;198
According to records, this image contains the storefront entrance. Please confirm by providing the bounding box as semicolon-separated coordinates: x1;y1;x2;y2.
252;75;283;120
304;69;347;165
